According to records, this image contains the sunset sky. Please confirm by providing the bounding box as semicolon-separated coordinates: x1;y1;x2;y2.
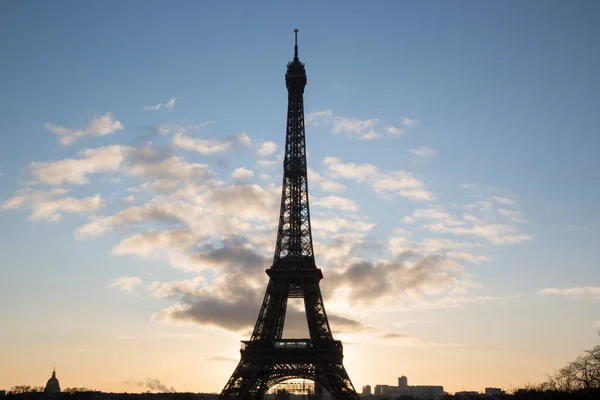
1;0;600;395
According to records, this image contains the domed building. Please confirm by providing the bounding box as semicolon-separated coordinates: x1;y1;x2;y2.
43;368;61;393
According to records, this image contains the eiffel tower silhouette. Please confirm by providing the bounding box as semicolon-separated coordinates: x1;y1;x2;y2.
219;30;360;400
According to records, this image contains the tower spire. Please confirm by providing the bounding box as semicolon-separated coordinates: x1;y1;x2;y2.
294;29;299;60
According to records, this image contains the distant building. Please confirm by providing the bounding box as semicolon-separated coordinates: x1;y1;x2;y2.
484;388;505;396
390;386;444;400
361;385;372;396
0;390;6;397
44;367;61;393
374;385;389;396
398;376;408;388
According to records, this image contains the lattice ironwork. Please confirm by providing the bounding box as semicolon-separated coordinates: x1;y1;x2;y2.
219;30;359;400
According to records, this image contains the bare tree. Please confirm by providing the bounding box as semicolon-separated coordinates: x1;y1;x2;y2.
63;387;92;393
542;334;600;391
9;386;32;394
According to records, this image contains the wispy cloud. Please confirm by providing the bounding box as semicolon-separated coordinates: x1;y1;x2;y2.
45;113;124;145
492;196;517;206
206;356;238;363
143;97;177;111
312;195;359;212
172;132;251;155
107;276;143;293
324;157;434;201
306;109;404;140
2;188;105;221
305;109;333;125
539;286;600;300
407;146;437;158
402;117;418;127
154;122;214;135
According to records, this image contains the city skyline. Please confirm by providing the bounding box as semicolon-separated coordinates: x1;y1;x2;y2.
1;0;600;396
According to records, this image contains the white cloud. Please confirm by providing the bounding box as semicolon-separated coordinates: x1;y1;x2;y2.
403;199;532;245
407;146;437;158
308;167;346;193
402;216;416;224
385;126;403;136
172;132;251;155
306;110;403;139
45;113;124;145
231;167;253;180
388;233;487;266
76;182;280;240
2;188;105;221
113;230;202;261
333;116;380;140
143;97;177;111
29;145;131;186
539;287;600;300
172;133;231;155
323;157;378;181
402;117;418;127
257;153;283;169
408;207;464;227
124;151;213;193
256;141;277;157
312;195;358;212
324;157;434;201
107;276;143;293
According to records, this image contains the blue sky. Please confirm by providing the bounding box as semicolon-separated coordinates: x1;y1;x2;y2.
1;0;599;394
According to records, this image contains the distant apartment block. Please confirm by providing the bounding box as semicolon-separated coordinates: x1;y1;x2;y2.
390;385;445;399
398;376;408;388
361;385;372;396
367;376;444;399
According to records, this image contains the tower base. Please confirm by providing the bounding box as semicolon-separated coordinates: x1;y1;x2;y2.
219;340;359;400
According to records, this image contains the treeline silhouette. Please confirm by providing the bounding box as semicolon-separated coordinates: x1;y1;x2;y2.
4;390;600;400
3;393;217;400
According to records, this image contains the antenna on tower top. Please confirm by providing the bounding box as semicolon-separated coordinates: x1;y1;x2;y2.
294;29;299;60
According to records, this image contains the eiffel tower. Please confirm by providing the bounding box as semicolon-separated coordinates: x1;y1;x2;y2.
219;30;360;400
